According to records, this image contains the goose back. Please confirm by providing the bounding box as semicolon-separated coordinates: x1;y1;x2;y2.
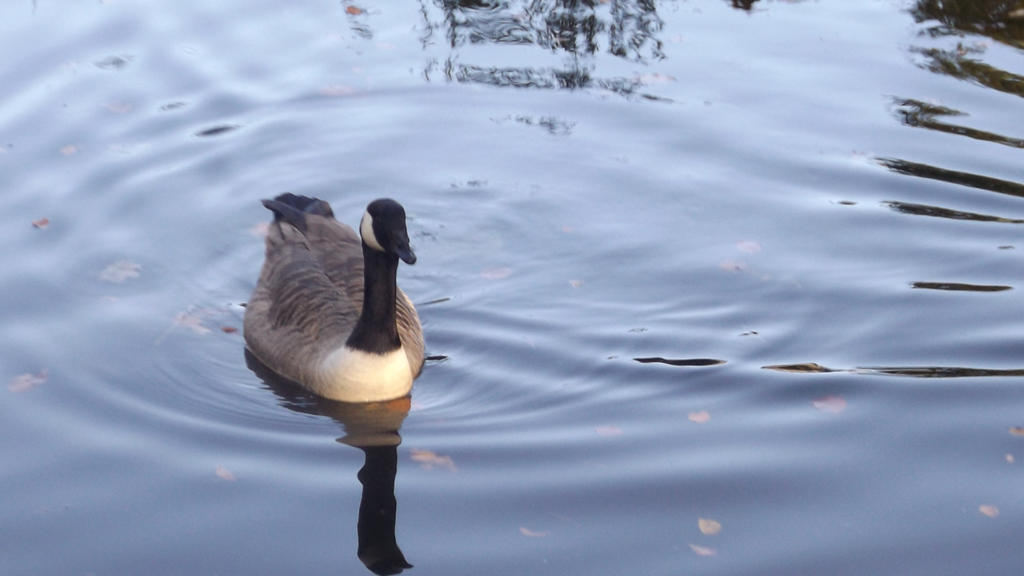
244;202;424;398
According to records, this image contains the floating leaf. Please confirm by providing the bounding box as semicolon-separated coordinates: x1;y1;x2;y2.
596;425;623;437
634;73;677;84
1010;427;1024;437
320;84;357;96
689;543;717;557
32;217;50;229
481;267;512;279
736;240;762;254
979;505;999;518
9;370;47;393
345;5;364;15
100;259;141;283
248;221;270;237
220;326;238;334
103;101;133;114
173;311;211;335
698;518;722;535
519;527;549;538
215;466;237;482
813;395;847;414
688;411;711;424
410;449;456;471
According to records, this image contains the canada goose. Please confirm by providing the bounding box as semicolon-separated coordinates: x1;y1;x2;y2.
244;193;424;403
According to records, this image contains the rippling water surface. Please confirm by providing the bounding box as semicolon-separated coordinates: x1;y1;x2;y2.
3;1;1023;574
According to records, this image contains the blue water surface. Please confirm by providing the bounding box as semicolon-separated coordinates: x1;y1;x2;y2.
2;1;1023;574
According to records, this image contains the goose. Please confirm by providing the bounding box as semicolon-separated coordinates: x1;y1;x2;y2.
243;193;424;403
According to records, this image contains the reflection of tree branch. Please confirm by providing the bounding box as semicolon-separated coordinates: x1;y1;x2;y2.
912;46;1024;99
892;98;1024;149
877;157;1024;200
884;200;1024;224
908;0;1024;50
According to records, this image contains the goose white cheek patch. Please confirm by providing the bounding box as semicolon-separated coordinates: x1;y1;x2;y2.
360;211;385;252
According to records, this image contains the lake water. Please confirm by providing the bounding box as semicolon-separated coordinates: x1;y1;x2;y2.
3;1;1023;574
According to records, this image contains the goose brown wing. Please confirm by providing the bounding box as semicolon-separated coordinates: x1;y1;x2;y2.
244;218;360;385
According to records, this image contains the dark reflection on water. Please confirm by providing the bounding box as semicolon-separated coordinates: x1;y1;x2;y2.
877;158;1024;199
632;356;726;367
907;1;1024;98
884;200;1024;223
763;363;1024;377
911;44;1024;98
419;0;667;98
246;351;413;575
909;0;1024;49
886;1;1024;206
891;98;1024;149
911;281;1012;292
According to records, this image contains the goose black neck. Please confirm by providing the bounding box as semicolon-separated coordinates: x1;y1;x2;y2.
347;243;402;354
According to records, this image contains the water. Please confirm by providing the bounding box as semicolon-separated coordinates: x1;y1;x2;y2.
3;1;1023;574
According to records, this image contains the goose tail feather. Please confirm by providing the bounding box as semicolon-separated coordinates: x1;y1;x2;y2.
262;193;335;233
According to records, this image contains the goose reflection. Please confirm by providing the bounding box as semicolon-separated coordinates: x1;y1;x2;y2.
246;350;414;575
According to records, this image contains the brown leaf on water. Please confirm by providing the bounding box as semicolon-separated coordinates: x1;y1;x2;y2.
32;217;50;229
320;84;357;97
99;259;141;283
220;326;238;334
481;267;512;279
519;526;549;538
689;543;717;557
9;370;48;393
215;466;237;482
410;449;456;471
1009;427;1024;437
173;311;211;335
813;395;847;414
596;425;623;437
736;240;762;254
634;73;677;84
688;411;711;424
979;504;999;518
103;101;133;114
698;517;722;535
248;221;270;237
345;5;364;15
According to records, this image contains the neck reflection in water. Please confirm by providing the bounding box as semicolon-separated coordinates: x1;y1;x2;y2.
246;350;414;575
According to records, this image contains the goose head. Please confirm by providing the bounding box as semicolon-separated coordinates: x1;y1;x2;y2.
359;199;416;265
